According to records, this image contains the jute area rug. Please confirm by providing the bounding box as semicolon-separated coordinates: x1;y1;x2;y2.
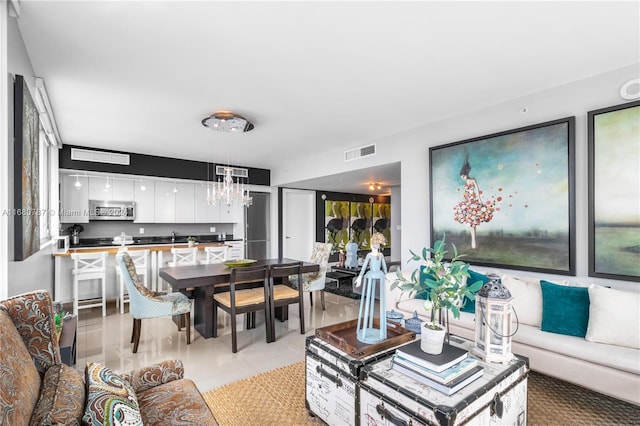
202;362;640;426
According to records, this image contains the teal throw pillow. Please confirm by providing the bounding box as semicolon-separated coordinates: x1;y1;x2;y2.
415;265;431;300
459;269;490;314
540;280;590;337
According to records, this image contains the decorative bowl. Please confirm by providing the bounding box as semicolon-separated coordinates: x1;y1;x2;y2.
223;259;257;268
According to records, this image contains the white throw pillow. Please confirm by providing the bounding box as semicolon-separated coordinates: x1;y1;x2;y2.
585;285;640;349
501;274;542;327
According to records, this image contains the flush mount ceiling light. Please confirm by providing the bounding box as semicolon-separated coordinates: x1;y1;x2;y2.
202;111;254;133
368;182;382;191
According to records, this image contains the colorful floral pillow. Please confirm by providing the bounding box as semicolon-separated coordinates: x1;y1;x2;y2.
82;362;143;426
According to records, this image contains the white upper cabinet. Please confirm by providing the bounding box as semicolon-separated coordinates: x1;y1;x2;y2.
175;183;195;223
60;174;89;223
219;202;243;223
134;181;155;223
61;172;245;224
154;181;176;223
88;176;134;201
112;178;134;200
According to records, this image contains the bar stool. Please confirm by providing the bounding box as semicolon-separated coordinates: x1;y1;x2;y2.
158;247;199;293
115;249;150;314
71;251;108;317
168;247;198;267
200;246;228;264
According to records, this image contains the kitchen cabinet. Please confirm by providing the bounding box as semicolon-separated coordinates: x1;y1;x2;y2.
134;181;155;223
60;174;89;223
193;185;245;224
194;185;222;223
219;202;244;223
175;183;195;223
88;176;134;201
154;181;176;223
226;240;244;260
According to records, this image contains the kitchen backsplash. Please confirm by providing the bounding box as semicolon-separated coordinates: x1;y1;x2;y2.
63;222;236;239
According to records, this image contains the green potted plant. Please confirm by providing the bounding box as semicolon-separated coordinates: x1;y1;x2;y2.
187;236;197;247
391;234;483;354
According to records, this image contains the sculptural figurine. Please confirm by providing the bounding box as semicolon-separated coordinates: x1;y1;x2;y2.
355;232;388;344
345;238;359;268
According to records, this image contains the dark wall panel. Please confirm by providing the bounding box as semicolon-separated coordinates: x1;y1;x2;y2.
60;144;270;185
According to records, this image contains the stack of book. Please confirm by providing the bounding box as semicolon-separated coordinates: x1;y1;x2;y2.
391;341;484;396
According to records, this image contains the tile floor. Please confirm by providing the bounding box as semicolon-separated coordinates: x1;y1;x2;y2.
76;291;363;392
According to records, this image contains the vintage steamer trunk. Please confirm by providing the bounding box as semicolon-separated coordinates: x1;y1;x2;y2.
359;345;529;426
306;336;413;426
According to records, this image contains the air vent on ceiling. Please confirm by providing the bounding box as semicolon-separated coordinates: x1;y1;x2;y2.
71;148;130;165
344;144;376;162
215;165;249;178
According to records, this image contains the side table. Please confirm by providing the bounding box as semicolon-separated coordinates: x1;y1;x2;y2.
59;314;77;367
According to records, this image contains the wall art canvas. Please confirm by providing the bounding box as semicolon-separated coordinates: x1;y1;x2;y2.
13;75;40;261
372;202;391;249
325;200;349;252
349;201;372;250
588;101;640;281
430;117;575;275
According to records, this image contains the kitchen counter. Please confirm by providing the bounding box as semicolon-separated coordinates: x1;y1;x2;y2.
52;236;246;304
66;234;240;248
52;241;232;257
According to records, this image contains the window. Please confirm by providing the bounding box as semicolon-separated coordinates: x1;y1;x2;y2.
38;124;51;243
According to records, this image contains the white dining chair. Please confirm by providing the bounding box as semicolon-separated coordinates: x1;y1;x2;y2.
71;251;108;317
200;246;228;265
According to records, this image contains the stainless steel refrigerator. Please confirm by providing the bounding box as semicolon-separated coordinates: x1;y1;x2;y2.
245;192;270;259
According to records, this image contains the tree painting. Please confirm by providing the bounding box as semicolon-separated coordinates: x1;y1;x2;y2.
430;117;575;274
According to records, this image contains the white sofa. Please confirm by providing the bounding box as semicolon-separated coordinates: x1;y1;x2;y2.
385;270;640;406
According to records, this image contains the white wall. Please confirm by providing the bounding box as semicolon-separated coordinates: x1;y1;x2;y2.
3;12;56;297
273;63;640;292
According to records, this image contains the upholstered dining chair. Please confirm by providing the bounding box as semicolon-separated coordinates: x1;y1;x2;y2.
116;252;192;353
212;265;270;353
200;246;228;265
268;262;304;342
289;242;333;310
115;249;150;314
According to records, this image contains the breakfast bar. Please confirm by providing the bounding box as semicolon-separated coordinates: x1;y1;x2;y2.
51;239;240;304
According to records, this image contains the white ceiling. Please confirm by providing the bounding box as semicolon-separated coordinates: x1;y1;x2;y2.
16;1;640;193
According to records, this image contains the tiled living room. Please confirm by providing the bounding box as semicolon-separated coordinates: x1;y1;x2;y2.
2;1;639;425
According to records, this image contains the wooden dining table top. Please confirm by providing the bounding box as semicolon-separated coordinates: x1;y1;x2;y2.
158;257;319;290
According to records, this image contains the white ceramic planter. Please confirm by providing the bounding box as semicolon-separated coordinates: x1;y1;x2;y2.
420;324;446;354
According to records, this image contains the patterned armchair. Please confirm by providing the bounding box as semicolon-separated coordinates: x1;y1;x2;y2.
0;290;217;425
289;242;333;310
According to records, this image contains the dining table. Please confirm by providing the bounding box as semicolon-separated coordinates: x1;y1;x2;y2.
158;258;319;338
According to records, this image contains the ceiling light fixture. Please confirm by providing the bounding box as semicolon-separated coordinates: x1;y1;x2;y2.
139;180;146;191
205;167;252;208
201;111;254;133
368;182;382;191
74;176;82;188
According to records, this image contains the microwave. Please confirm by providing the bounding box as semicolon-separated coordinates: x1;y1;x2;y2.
89;200;135;221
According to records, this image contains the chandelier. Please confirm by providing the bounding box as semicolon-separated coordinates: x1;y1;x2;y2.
205;167;253;208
